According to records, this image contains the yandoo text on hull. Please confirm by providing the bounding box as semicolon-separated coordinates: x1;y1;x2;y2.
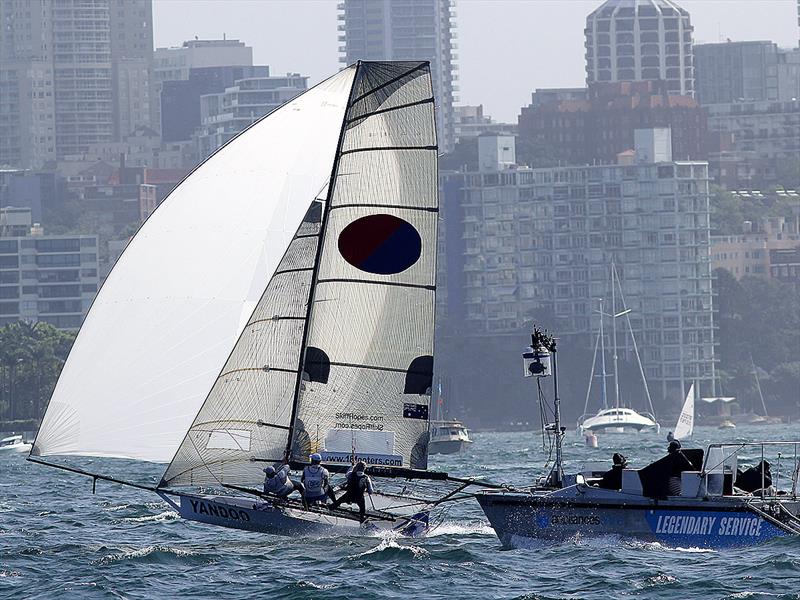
29;61;489;537
479;328;800;549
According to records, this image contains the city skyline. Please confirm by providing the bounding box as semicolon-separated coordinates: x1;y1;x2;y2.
153;0;799;122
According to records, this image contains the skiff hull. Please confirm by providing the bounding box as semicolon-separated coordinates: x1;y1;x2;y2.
476;492;797;549
172;493;429;537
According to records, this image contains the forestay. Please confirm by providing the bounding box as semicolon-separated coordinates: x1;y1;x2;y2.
290;62;438;470
32;66;357;462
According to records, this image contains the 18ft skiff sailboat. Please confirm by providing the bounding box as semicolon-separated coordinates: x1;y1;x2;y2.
29;61;488;536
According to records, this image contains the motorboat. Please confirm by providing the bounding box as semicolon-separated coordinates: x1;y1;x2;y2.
0;434;31;453
428;420;472;455
718;419;737;430
478;327;800;549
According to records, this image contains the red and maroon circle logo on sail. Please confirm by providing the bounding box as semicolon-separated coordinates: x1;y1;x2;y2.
338;214;422;275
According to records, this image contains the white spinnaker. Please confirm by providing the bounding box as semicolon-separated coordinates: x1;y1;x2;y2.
674;383;695;441
32;66;356;462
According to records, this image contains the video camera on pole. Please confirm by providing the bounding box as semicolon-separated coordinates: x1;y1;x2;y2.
523;337;552;378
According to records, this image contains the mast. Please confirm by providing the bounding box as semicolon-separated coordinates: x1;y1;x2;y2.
284;63;361;459
611;263;621;409
598;298;608;410
751;353;769;417
551;338;564;487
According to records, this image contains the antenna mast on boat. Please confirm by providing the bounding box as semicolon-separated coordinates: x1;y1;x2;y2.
523;326;563;488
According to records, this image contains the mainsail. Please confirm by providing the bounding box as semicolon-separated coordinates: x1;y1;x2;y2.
159;61;438;487
289;62;438;471
32;66;357;462
674;383;694;441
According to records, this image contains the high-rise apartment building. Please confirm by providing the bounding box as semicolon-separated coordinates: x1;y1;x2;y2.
694;41;800;105
0;0;154;168
109;0;155;140
518;81;706;167
194;73;308;159
0;208;99;330
585;0;695;96
153;38;254;137
705;99;800;188
161;66;269;142
337;0;457;151
440;133;716;413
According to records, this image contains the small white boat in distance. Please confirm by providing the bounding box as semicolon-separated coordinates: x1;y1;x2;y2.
0;434;31;453
671;383;695;441
579;407;660;434
718;419;737;430
428;420;472;455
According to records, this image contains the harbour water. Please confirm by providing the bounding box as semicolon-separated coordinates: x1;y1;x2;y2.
1;425;799;599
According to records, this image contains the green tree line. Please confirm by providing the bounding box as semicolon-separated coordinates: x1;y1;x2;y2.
713;268;800;416
0;322;75;423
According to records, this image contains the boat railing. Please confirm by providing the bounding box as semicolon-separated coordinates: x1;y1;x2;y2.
701;441;800;500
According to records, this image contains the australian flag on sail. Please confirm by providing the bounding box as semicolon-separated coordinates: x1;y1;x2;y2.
403;403;429;420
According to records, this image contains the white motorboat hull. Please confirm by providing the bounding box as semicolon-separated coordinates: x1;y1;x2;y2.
428;438;472;455
0;442;32;453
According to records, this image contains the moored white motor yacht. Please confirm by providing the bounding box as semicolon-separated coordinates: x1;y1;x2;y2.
0;434;31;453
428;420;473;454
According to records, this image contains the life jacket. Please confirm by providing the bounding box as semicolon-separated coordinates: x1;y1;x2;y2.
264;465;293;496
346;470;367;495
303;465;328;497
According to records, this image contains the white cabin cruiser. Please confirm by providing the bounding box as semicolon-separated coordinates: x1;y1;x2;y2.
0;434;31;453
428;420;472;455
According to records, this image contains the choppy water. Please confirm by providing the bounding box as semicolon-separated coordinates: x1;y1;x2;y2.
1;425;799;599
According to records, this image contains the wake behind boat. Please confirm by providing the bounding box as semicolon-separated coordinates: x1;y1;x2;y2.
478;327;800;549
28;61;490;537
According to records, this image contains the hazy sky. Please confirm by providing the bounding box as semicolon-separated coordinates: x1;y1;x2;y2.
153;0;799;122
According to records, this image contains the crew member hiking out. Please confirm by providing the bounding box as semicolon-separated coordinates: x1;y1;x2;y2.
301;453;336;508
263;464;305;499
331;461;374;523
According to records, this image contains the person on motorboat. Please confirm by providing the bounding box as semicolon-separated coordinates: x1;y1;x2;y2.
301;453;336;507
735;460;773;494
597;452;628;490
263;464;305;499
666;440;694;495
331;460;374;523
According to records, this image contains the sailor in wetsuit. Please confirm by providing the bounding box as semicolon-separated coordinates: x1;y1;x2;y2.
301;453;336;507
666;440;694;495
597;453;628;490
331;460;374;523
263;464;305;499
